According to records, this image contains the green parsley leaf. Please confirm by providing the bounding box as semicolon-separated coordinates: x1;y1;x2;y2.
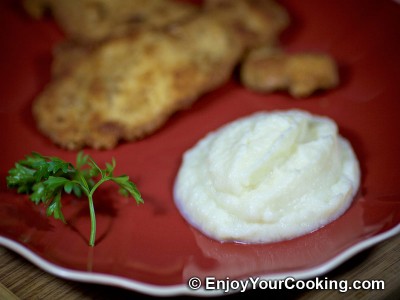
6;152;144;246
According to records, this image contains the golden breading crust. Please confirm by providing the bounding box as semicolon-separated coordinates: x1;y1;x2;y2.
204;0;289;48
33;16;244;150
49;0;289;79
23;0;199;43
240;46;339;98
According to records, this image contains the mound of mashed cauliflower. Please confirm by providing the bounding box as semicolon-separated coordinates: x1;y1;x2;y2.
174;109;360;243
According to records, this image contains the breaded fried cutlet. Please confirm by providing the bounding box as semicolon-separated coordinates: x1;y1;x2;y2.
32;0;290;150
33;17;243;150
23;0;198;43
240;46;339;98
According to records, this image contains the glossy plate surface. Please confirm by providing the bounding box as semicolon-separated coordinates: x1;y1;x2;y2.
1;0;400;296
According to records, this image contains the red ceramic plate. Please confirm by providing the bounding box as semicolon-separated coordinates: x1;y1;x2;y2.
1;0;400;296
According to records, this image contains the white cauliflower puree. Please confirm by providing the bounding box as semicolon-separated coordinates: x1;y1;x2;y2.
174;110;360;243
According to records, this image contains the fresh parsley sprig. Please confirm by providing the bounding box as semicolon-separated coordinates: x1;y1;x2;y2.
6;152;143;246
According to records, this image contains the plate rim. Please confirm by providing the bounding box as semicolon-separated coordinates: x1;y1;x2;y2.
1;223;399;297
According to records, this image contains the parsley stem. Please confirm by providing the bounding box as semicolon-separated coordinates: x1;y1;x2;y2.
87;177;109;246
88;193;96;247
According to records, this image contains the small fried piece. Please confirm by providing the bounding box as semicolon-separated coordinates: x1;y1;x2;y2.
22;0;198;43
240;46;339;98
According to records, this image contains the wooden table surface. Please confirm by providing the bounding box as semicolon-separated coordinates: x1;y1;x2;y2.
0;233;399;300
